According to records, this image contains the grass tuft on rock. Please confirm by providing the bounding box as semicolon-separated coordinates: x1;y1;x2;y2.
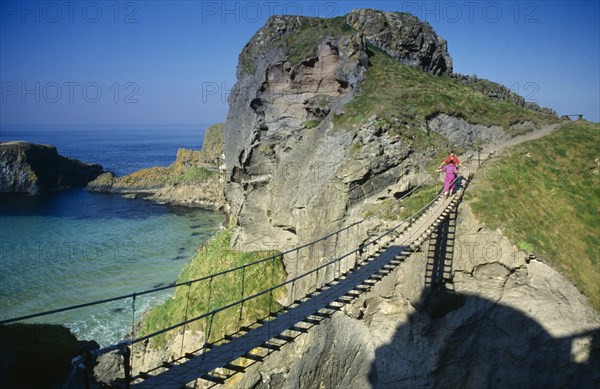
280;16;353;65
364;184;440;221
139;228;287;348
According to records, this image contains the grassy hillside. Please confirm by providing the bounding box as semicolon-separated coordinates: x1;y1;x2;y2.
335;46;557;132
468;121;600;311
139;228;286;348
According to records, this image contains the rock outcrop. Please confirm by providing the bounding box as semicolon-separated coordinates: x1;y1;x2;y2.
346;8;452;75
87;124;226;210
0;141;104;194
452;73;557;115
426;113;509;149
225;14;368;250
224;11;457;255
0;323;99;389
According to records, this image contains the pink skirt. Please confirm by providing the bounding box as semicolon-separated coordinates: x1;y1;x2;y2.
443;174;456;193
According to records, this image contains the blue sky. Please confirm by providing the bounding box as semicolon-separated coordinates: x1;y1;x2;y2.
1;0;598;126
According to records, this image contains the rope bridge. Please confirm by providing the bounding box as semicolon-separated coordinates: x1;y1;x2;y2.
1;171;471;389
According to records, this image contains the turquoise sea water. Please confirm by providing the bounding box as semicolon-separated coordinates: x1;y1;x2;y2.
0;126;224;346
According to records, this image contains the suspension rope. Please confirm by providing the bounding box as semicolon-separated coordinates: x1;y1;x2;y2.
0;172;439;325
57;173;469;389
123;177;466;347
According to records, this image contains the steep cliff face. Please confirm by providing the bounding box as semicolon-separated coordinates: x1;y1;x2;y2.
223;9;555;292
0;141;104;194
224;11;456;256
225;15;366;250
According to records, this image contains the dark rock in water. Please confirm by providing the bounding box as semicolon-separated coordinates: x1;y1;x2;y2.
0;141;104;195
0;323;81;388
189;224;202;229
111;307;126;313
191;232;201;236
78;339;100;354
178;247;186;252
171;255;185;261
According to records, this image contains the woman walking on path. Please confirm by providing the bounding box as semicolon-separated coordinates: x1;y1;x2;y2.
440;160;458;198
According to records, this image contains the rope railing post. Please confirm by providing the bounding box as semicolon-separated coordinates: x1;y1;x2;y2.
239;266;246;326
291;248;299;303
130;293;137;341
336;231;342;280
205;313;215;347
268;255;276;316
204;276;214;345
180;282;192;357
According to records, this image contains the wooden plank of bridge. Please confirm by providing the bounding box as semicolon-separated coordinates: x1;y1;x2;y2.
133;188;463;388
133;244;407;388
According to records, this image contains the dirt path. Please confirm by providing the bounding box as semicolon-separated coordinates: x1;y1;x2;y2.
459;120;566;176
485;121;564;155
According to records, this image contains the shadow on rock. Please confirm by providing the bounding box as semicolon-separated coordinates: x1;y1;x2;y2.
369;286;600;388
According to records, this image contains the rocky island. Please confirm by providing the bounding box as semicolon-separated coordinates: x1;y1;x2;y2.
0;141;104;194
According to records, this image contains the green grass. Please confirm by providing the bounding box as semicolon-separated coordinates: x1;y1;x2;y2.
469;121;600;311
334;46;556;132
400;185;441;218
139;228;287;348
278;16;352;66
303;119;322;129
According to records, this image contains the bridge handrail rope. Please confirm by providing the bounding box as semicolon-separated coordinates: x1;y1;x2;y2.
0;169;443;326
120;175;468;389
61;173;468;389
88;174;464;365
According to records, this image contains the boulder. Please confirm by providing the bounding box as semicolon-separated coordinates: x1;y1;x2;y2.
346;8;452;75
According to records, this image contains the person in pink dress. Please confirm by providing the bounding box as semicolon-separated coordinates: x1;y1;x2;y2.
440;160;458;198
